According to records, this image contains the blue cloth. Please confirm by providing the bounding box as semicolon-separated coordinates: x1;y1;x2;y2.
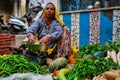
26;18;63;48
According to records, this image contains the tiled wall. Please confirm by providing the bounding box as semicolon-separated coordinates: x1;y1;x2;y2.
60;9;120;49
113;10;120;41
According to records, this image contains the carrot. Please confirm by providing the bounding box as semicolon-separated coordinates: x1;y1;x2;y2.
84;78;91;80
68;55;76;64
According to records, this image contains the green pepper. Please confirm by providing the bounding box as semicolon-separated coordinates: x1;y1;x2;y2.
58;68;69;80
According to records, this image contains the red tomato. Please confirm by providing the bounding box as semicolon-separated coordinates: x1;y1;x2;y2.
54;70;59;76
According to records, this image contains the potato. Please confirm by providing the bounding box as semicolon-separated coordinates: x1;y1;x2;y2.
115;77;120;80
115;70;120;75
103;71;120;80
97;77;107;80
93;75;107;80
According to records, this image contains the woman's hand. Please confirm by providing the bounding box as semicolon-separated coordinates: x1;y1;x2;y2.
39;34;51;44
27;33;35;43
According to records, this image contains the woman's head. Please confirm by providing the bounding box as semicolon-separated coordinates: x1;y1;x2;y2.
44;2;55;19
40;2;65;26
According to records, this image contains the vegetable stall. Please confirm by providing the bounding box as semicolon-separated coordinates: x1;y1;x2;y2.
0;35;120;80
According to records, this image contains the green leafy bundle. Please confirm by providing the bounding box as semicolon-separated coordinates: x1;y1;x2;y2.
67;58;120;80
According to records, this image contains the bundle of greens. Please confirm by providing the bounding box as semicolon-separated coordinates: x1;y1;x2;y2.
66;58;120;80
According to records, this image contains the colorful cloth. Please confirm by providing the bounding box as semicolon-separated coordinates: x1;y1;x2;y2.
56;26;71;58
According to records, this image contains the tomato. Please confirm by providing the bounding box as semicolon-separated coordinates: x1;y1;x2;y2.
54;70;60;76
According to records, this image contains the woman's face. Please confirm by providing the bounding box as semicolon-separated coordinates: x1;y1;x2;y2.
44;3;55;18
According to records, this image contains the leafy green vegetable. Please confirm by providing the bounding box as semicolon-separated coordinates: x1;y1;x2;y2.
67;58;120;80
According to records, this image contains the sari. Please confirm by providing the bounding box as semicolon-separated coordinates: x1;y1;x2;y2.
39;2;76;58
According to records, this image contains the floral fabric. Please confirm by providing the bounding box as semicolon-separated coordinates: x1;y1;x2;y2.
56;26;71;58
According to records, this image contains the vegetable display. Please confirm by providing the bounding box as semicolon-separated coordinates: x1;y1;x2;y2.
0;54;48;77
1;38;120;79
67;39;120;80
74;43;108;59
66;58;120;80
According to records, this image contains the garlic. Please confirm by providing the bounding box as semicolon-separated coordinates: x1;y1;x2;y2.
117;52;120;66
110;50;117;63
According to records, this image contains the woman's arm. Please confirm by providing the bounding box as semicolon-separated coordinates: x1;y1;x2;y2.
26;19;43;43
26;19;43;35
50;22;63;40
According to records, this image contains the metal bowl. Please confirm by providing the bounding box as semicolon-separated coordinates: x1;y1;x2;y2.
40;43;48;52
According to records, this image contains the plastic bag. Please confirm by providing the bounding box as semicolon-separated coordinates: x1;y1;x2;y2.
0;72;53;80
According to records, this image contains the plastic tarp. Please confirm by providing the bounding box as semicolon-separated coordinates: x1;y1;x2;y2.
0;73;53;80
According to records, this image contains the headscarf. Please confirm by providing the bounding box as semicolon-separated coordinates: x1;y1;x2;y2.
40;2;65;27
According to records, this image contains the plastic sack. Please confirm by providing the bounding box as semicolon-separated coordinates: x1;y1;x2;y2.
0;72;53;80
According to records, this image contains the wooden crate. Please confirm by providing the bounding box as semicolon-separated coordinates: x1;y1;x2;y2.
0;34;15;54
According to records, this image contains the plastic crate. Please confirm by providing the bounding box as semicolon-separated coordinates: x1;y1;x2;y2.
0;34;15;54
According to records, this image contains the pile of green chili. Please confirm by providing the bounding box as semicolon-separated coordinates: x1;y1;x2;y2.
0;54;48;77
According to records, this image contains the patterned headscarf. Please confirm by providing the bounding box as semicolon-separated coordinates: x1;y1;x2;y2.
40;2;65;27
